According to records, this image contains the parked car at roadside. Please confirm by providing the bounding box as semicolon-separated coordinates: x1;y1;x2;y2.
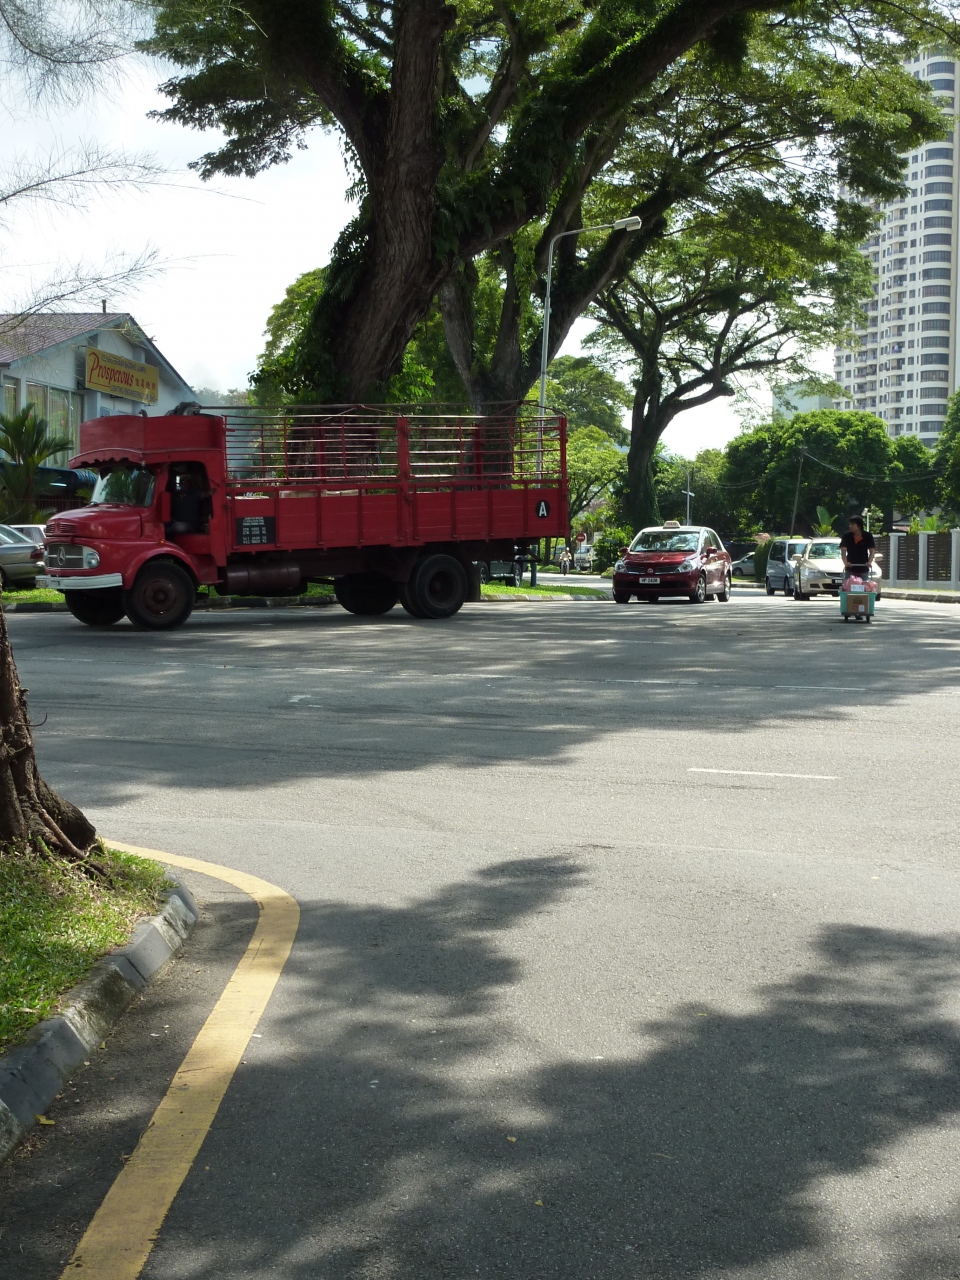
613;522;732;604
792;537;883;600
9;523;45;546
476;558;524;587
764;537;810;596
0;524;44;589
731;551;755;578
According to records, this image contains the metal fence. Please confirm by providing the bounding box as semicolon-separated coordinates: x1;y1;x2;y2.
884;529;960;588
210;406;565;489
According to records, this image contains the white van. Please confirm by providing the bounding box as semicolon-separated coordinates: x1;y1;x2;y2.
764;538;810;596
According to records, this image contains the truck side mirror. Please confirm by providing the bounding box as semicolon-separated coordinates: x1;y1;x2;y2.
159;491;172;522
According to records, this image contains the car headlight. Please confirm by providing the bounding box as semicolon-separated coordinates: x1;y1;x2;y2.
677;558;696;571
614;559;625;571
83;548;100;569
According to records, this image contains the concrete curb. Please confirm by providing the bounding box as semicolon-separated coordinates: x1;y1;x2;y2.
0;876;199;1166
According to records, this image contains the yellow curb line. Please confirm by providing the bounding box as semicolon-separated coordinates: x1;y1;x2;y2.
60;844;300;1278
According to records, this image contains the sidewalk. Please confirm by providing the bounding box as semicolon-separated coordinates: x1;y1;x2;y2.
733;580;960;604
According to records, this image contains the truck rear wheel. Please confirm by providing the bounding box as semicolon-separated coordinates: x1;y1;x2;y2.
334;573;398;616
124;561;195;630
405;554;467;619
64;588;126;627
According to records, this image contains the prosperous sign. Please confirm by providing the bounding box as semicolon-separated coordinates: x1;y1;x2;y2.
85;348;159;405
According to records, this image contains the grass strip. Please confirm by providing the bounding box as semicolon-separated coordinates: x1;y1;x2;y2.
481;582;607;599
0;847;170;1053
2;588;64;604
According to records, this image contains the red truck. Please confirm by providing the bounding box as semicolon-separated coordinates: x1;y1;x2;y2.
39;405;568;629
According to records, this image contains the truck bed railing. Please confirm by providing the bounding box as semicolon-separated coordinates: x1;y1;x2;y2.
208;405;565;488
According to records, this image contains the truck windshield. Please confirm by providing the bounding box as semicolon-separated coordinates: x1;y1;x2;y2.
91;466;156;508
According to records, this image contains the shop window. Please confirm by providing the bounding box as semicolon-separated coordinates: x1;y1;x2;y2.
48;388;71;462
25;383;47;418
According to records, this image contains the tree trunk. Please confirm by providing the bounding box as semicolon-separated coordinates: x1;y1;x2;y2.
625;392;672;531
0;607;96;859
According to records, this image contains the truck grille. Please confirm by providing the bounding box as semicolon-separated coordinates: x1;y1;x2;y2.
45;543;85;568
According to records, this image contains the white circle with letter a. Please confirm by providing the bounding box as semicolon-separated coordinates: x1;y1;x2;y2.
536;500;550;518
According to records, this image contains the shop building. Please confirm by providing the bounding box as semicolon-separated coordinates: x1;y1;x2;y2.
0;312;195;462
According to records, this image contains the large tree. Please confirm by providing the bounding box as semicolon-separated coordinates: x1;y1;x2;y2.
143;0;951;401
588;199;871;527
723;410;940;532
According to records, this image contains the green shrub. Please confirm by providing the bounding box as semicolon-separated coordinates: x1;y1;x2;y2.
592;525;634;573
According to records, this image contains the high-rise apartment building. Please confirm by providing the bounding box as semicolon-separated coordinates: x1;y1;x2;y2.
833;50;958;447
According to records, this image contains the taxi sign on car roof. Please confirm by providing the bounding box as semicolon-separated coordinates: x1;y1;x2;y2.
663;520;681;528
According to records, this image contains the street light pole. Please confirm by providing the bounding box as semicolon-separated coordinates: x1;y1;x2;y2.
537;215;643;437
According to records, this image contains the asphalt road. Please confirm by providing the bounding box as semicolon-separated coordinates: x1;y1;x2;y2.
3;593;960;1279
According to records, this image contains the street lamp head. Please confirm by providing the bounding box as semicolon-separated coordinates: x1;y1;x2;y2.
613;216;642;232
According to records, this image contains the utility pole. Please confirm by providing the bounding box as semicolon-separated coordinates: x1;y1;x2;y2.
789;451;805;537
683;468;694;524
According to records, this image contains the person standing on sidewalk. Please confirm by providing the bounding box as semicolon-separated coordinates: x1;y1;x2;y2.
840;516;876;580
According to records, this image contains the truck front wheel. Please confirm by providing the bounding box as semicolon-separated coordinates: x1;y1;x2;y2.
125;562;195;630
334;573;399;616
64;588;126;627
404;554;468;619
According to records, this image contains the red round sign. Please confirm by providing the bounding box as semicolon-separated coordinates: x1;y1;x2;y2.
576;532;586;543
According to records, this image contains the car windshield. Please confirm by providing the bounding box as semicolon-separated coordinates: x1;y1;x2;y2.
0;524;31;545
631;530;699;552
90;466;156;508
808;542;842;559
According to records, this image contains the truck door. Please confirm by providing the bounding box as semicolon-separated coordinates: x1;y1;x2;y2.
166;463;211;537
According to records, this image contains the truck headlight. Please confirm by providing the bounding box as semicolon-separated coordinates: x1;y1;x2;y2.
83;548;100;569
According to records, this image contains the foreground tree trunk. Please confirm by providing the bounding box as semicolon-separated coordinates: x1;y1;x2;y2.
0;608;96;859
625;387;675;532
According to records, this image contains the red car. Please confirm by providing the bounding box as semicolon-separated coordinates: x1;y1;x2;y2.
612;522;732;604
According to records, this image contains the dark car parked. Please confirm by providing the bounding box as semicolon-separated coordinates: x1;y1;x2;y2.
612;522;732;604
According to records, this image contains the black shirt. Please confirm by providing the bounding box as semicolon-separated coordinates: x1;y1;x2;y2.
839;530;875;569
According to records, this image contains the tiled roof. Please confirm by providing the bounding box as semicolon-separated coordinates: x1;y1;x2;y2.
0;313;139;365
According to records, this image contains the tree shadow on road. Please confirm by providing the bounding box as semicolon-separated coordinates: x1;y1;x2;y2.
26;600;960;805
144;856;960;1279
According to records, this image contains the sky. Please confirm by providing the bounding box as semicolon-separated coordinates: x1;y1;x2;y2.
2;57;767;457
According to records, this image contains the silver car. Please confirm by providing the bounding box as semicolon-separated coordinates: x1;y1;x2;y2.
0;523;44;589
793;537;882;600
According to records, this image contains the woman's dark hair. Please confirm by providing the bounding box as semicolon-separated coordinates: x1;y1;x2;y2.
848;515;864;531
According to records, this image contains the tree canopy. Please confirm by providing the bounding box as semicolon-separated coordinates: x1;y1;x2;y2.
588;192;872;526
540;357;630;445
566;427;626;525
142;0;956;401
722;410;940;532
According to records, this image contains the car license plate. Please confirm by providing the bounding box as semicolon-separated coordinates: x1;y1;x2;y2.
638;576;660;584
